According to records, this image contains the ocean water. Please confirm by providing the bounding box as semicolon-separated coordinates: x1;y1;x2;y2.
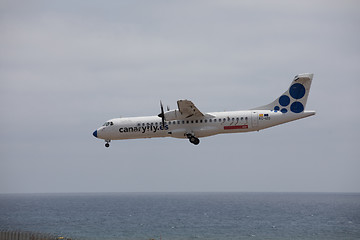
0;192;359;240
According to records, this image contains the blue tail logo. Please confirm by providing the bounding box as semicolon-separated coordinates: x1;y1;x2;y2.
253;73;313;114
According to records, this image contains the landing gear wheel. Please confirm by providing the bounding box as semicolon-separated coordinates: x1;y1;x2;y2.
105;143;110;148
188;136;200;145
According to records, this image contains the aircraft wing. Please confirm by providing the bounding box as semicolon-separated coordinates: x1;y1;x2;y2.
177;100;204;118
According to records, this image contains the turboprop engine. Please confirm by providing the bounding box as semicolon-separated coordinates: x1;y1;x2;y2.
163;109;182;121
158;101;185;124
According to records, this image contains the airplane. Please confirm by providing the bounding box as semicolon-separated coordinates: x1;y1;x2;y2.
93;73;315;147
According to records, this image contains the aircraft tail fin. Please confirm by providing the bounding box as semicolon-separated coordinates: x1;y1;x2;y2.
252;73;313;113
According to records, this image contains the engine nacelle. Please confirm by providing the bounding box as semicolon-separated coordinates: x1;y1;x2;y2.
164;110;183;121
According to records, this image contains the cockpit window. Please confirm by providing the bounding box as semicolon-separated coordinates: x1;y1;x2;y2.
102;121;114;127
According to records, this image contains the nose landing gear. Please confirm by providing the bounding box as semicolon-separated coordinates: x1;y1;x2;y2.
187;134;200;145
105;140;111;148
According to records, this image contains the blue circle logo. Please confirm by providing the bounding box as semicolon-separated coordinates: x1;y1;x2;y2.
279;95;290;106
289;83;306;99
290;102;304;113
281;108;288;113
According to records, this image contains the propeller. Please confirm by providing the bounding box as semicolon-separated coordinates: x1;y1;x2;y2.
158;101;165;127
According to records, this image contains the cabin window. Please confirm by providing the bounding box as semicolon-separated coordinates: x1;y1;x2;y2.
214;119;217;122
182;121;185;124
195;120;198;123
205;119;207;123
186;120;189;124
169;121;171;125
191;120;194;123
200;120;203;123
173;121;176;124
241;117;243;120
245;117;248;120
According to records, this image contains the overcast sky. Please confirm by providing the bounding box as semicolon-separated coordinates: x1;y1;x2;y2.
1;0;359;194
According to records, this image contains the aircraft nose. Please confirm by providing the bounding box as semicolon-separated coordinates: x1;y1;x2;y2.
93;130;98;138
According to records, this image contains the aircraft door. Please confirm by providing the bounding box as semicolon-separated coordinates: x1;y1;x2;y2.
251;111;258;128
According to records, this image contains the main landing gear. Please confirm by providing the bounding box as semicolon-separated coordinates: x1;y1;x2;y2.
187;134;200;145
105;140;111;148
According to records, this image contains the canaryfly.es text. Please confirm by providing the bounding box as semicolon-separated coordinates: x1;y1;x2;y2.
119;125;169;134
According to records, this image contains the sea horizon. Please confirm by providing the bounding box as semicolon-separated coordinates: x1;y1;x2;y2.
1;192;359;240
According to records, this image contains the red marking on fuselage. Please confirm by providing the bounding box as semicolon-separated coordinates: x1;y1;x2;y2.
224;125;248;130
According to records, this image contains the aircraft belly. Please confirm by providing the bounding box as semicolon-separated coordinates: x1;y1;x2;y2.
194;126;221;138
115;131;167;140
167;126;221;138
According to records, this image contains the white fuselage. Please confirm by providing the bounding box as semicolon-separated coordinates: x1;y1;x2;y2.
95;110;315;141
93;73;316;146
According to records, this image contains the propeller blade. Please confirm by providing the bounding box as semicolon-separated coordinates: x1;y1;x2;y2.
158;101;165;127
